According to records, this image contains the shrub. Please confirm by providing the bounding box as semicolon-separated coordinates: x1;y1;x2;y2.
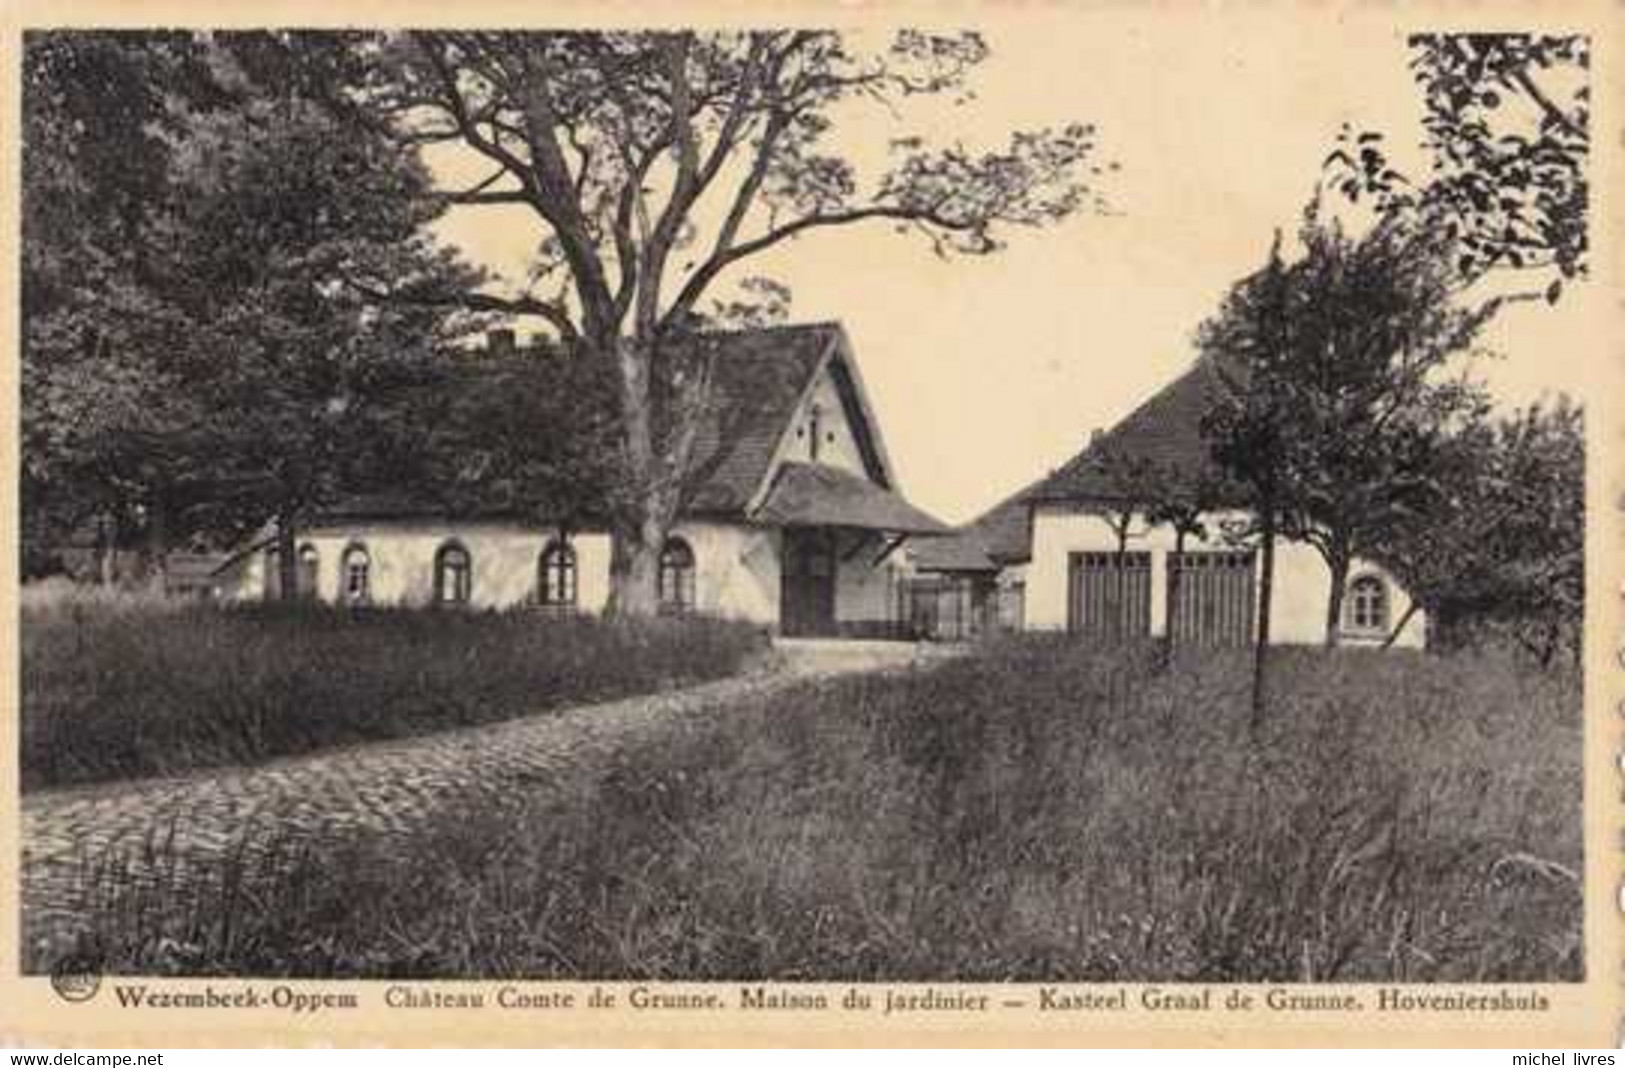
21;600;767;790
45;637;1581;981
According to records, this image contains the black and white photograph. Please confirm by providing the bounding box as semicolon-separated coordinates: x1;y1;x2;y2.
9;3;1613;1044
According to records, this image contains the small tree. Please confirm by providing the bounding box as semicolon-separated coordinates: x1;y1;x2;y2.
1199;235;1295;722
1080;445;1233;653
1374;398;1583;666
1202;217;1494;658
1088;446;1160;643
1144;461;1230;655
1276;218;1491;645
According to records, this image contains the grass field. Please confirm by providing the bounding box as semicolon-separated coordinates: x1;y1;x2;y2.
20;595;766;791
51;635;1582;982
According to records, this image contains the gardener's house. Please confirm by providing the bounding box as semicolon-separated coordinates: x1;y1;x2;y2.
216;323;948;637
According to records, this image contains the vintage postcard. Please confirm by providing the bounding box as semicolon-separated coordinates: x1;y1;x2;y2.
1;0;1620;1048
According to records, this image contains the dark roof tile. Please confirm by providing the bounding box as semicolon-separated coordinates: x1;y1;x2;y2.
755;461;949;535
910;479;1039;572
683;323;842;514
1027;358;1240;504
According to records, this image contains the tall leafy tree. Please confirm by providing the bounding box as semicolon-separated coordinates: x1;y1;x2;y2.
411;336;622;533
21;32;484;593
21;32;206;578
1261;31;1590;658
155;42;484;595
349;30;1106;614
1326;33;1588;300
1199;218;1491;717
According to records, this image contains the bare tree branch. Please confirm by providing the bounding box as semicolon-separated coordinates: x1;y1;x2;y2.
666;201;969;326
346;277;579;343
416;36;535;195
1505;63;1585;141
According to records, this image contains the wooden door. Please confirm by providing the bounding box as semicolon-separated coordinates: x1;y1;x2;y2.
1167;550;1255;648
781;528;837;636
1067;551;1151;641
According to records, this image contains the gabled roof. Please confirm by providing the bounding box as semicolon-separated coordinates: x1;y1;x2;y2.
909;535;1000;573
910;479;1039;573
291;322;889;527
755;462;948;535
967;480;1041;563
1028;358;1238;504
684;322;890;515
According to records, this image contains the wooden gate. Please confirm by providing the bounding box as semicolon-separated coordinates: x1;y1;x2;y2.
1167;550;1255;648
1067;551;1152;641
900;576;989;641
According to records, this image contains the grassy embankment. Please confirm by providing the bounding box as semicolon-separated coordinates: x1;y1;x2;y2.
35;627;1582;982
22;589;767;791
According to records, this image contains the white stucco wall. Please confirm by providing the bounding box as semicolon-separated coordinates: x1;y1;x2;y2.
217;517;857;629
222;523;613;612
1026;504;1426;648
217;510;907;631
670;520;780;623
767;364;872;478
669;522;908;630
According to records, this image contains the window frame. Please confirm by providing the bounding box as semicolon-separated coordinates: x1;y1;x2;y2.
658;536;697;615
1345;573;1390;634
538;538;579;610
434;540;474;607
340;542;372;606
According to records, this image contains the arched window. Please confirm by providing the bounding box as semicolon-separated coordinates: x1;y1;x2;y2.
658;537;696;614
435;541;473;606
341;543;371;605
296;543;320;601
1346;574;1389;633
539;539;578;609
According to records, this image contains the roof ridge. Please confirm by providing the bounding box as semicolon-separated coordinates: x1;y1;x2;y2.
1082;360;1204;460
1025;357;1239;506
694;319;845;341
970;474;1046;524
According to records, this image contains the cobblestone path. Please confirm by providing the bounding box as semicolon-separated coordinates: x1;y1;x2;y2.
21;640;953;966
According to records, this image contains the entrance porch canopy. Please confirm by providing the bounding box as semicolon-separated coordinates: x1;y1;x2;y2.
753;462;950;535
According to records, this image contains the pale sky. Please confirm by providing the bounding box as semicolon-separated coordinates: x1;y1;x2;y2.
429;12;1596;524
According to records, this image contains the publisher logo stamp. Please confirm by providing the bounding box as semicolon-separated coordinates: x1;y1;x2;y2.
50;953;102;1003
